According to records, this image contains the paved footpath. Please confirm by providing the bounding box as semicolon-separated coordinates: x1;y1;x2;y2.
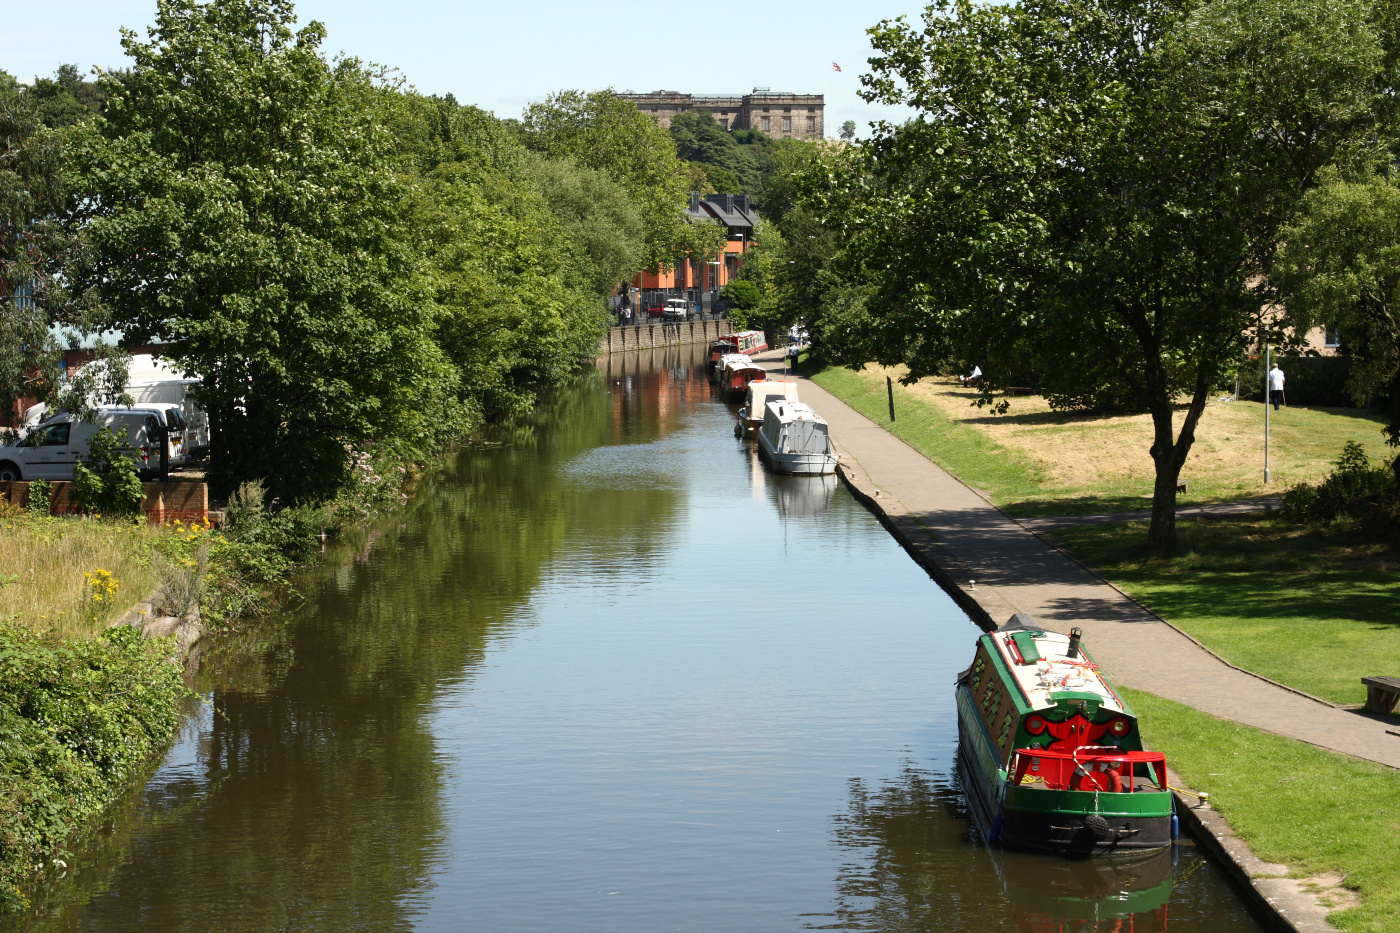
755;353;1400;769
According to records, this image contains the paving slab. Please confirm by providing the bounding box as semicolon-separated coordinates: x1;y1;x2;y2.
756;353;1400;770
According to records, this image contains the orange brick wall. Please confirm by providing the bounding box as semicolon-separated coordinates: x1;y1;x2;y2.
0;480;207;524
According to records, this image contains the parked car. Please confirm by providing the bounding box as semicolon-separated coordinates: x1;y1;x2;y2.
645;302;665;318
0;405;187;483
662;298;697;322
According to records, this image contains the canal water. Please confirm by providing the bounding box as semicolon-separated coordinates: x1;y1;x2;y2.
10;345;1265;932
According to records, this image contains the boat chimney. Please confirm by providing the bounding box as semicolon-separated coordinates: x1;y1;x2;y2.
1067;627;1082;659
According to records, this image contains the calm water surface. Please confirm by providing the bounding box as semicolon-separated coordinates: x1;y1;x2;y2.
9;345;1265;932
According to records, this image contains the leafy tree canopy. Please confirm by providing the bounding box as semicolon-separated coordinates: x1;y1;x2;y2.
76;0;460;501
520;89;692;269
821;0;1381;547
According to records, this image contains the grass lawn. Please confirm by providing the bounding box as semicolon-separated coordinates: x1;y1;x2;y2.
1052;516;1400;705
809;363;1388;517
1127;688;1400;933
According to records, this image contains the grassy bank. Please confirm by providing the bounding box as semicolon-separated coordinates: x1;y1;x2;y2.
1052;517;1399;706
0;493;328;910
1127;688;1399;932
809;363;1386;517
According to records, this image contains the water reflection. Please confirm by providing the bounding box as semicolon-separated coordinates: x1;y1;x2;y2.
769;473;839;520
820;766;1260;932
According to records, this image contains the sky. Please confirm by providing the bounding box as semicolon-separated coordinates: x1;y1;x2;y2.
5;0;925;135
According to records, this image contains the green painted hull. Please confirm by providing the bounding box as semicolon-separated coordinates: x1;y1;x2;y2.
957;683;1173;855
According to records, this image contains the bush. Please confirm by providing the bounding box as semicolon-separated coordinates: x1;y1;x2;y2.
0;621;184;910
70;428;144;515
24;480;50;515
1282;441;1396;524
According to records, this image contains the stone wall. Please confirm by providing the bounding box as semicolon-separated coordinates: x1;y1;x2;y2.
599;320;733;354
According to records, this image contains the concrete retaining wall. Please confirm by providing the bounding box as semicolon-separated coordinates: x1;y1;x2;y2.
599;319;732;354
0;479;208;524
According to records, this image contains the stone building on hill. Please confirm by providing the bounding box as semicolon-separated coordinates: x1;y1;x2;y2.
617;89;824;139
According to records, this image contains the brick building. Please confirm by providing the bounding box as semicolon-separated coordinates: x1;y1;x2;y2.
628;193;759;314
618;88;824;139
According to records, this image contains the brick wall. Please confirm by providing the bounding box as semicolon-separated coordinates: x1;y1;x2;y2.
0;480;208;524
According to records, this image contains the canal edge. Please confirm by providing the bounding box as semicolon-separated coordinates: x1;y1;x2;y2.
830;445;1342;933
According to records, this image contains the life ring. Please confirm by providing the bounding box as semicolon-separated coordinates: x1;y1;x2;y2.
1071;766;1123;793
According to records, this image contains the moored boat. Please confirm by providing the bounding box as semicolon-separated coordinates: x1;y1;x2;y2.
736;380;799;437
707;331;769;374
719;356;767;399
756;401;838;475
956;614;1175;856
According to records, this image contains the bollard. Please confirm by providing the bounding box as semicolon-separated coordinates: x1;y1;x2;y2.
887;376;896;422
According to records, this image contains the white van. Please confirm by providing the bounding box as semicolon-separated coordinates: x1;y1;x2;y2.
22;353;209;455
0;408;169;483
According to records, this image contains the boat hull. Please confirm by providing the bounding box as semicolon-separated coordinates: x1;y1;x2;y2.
756;430;837;475
956;684;1172;856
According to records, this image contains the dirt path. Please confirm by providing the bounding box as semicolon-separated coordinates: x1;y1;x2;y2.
759;352;1400;769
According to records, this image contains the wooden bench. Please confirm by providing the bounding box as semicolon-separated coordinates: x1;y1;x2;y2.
1363;676;1400;716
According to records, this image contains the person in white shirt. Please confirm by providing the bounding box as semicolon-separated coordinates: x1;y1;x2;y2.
959;365;983;387
1268;363;1285;410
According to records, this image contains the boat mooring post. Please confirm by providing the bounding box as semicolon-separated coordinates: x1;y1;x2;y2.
887;376;896;422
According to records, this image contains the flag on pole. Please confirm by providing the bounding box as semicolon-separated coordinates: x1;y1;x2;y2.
832;62;842;72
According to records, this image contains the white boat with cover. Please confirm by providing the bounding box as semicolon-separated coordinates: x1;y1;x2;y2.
735;380;799;437
756;401;837;475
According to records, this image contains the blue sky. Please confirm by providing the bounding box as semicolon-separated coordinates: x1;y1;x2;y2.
5;0;924;134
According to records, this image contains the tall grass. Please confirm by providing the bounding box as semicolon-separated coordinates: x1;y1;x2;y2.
0;502;168;639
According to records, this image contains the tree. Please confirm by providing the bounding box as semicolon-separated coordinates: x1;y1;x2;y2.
833;0;1380;548
669;109;773;194
839;120;856;141
75;0;460;501
0;70;84;429
521;90;693;269
1276;166;1400;454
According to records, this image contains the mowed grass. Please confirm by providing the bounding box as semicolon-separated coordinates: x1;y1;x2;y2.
0;504;169;639
809;363;1387;517
1053;517;1400;705
1126;688;1400;933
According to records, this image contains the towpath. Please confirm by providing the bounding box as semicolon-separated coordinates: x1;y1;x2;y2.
753;351;1400;769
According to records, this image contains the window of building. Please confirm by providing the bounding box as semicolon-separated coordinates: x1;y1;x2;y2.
761;116;770;132
1325;324;1341;348
805;116;815;134
720;118;729;130
783;116;792;133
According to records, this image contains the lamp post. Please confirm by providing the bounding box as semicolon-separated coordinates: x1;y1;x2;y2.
1264;333;1271;484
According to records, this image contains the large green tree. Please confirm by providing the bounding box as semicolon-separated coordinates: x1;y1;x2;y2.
830;0;1379;547
76;0;459;500
1277;166;1400;455
520;89;699;270
0;70;88;428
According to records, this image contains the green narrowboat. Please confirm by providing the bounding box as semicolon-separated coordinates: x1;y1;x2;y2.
956;614;1176;855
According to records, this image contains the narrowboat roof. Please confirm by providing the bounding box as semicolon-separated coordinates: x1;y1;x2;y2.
763;401;827;425
982;617;1130;718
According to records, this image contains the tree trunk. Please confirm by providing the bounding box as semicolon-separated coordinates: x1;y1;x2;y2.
1146;370;1213;552
1146;406;1181;551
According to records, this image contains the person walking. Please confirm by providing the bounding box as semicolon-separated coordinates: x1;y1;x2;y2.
1268;362;1285;410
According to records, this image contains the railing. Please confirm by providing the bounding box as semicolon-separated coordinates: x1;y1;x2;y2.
610;310;729;329
1010;746;1167;793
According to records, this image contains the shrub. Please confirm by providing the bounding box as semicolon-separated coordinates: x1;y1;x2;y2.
0;621;184;910
24;480;50;515
1282;441;1395;524
70;428;144;515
